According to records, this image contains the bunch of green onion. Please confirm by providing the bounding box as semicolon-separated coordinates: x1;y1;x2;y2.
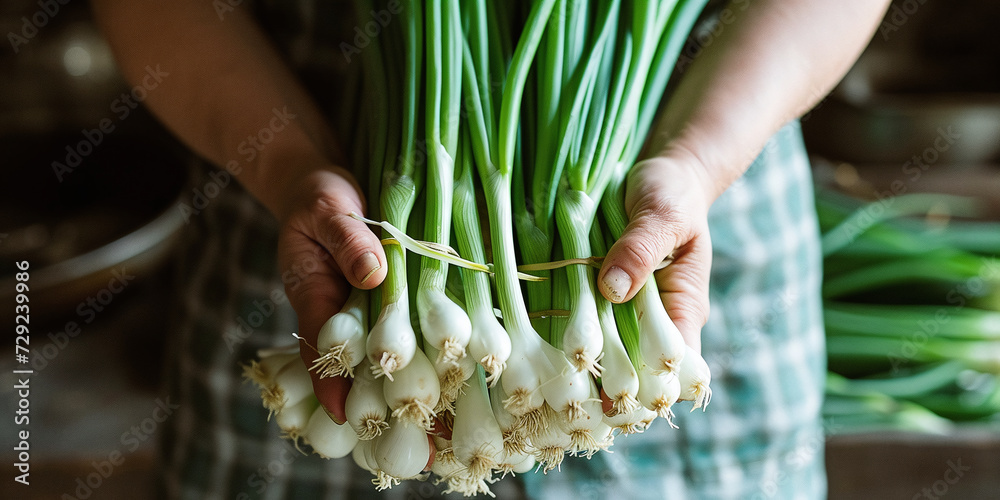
817;187;1000;434
248;0;714;494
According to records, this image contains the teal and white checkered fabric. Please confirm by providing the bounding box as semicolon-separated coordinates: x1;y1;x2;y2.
156;2;826;498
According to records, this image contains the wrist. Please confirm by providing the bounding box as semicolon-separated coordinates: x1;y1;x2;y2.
640;142;723;209
253;139;343;222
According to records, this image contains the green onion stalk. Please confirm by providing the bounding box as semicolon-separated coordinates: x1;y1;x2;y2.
512;0;568;344
820;192;983;257
448;365;505;493
550;0;710;390
417;0;473;372
554;0;685;379
365;0;423;381
453;131;511;384
452;0;512;386
824;302;1000;341
827;335;1000;376
822;252;997;300
825;361;967;400
464;0;578;429
310;0;397;381
591;0;714;413
547;0;622;377
907;382;1000;422
590;221;640;416
823;390;954;435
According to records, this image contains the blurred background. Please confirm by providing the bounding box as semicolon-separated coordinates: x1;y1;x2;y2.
0;0;998;498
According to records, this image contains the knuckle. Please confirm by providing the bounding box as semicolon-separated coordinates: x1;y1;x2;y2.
633;194;690;236
617;199;689;271
617;234;662;272
285;273;336;306
325;217;369;255
308;191;347;218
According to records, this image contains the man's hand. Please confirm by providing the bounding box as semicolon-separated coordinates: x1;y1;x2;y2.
598;155;713;352
277;168;387;423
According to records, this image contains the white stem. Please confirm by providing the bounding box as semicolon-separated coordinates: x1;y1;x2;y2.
531;407;571;473
490;384;529;458
374;416;432;481
678;344;713;411
553;377;607;457
361;438;381;475
312;290;368;378
602;407;658;435
467;307;511;386
499;333;545;417
417;286;472;366
429;343;475;415
560;286;605;377
596;294;639;415
430;444;464;480
256;344;300;358
442;472;496;497
496;449;536;479
301;405;359;459
345;358;390;440
635;277;686;376
275;396;318;443
637;365;681;427
555;191;604;376
243;352;298;388
383;347;440;431
367;289;418;380
452;368;504;482
261;357;313;417
511;454;536;474
352;438;377;472
592;422;615;445
539;349;595;423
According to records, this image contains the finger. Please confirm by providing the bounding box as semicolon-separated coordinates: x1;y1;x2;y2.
318;212;387;289
280;236;351;420
598;194;688;303
653;229;712;353
423;434;436;473
309;369;351;424
599;386;614;415
307;172;388;289
430;416;453;440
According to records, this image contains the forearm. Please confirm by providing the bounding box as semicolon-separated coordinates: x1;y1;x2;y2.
91;0;343;219
647;0;890;199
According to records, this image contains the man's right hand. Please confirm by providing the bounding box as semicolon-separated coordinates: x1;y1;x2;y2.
276;168;387;423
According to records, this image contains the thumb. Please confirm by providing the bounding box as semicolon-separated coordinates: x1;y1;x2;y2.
598;195;688;303
598;197;712;351
318;212;387;289
304;171;387;289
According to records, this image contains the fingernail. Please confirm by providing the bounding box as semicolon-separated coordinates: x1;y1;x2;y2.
355;252;381;284
601;266;632;303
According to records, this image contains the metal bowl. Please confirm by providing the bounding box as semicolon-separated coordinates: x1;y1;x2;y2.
0;128;188;326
